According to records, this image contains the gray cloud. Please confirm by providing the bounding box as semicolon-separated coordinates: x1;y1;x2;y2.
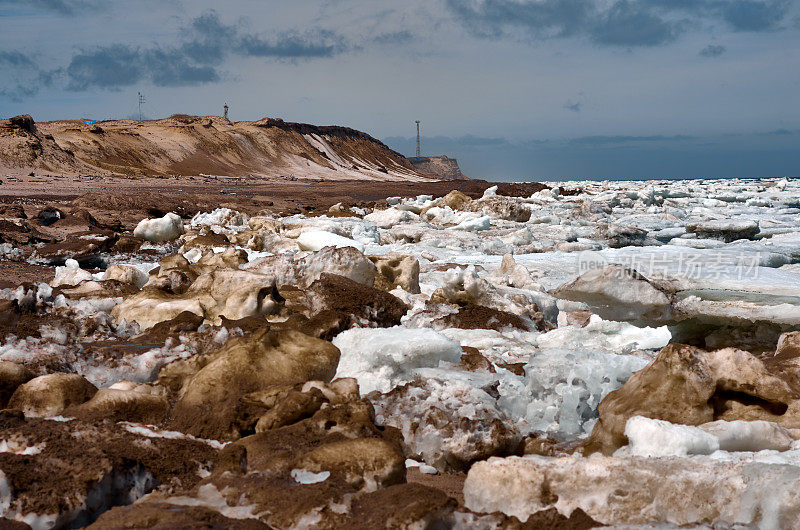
0;0;99;15
699;44;727;57
371;31;414;45
444;0;592;40
445;0;793;48
64;10;350;91
568;134;696;145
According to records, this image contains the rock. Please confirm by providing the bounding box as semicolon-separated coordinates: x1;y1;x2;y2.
298;246;376;288
112;268;282;329
9;373;98;418
35;205;64;226
295;437;406;491
583;343;800;455
305;273;408;328
686;219;760;242
430;265;547;324
459;347;495;372
0;219;54;246
88;503;270;529
344;483;458;529
59;279;140;299
0;203;26;219
0;361;35;408
103;264;149;289
438;190;472;211
434;303;539;332
774;331;800;363
180;231;230;250
0;418;218;528
36;231;117;267
326;202;361;218
253;386;327;432
133;212;185;242
64;388;169;424
464;454;800;527
170;329;340;440
466;195;531;222
112;235;143;252
368;253;420;294
195;247;248;270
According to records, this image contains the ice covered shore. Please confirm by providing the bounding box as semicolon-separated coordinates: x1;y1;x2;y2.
1;177;800;528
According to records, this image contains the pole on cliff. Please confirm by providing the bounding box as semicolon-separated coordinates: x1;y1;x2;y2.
138;92;146;121
415;120;421;158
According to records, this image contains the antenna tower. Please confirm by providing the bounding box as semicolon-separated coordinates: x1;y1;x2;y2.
224;103;229;120
138;92;146;121
415;120;421;158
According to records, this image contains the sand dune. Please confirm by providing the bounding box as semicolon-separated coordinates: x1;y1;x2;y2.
0;114;435;181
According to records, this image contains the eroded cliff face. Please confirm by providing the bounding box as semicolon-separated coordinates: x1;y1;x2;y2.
409;156;468;180
0;115;437;181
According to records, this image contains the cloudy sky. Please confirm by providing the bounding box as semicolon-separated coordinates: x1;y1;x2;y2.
1;0;798;180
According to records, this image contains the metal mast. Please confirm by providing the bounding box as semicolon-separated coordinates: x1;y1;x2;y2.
223;103;229;120
138;92;146;121
415;120;421;157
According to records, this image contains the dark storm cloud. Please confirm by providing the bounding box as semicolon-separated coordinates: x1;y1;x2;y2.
591;1;679;47
445;0;793;48
0;50;35;68
721;0;790;31
238;29;348;59
0;51;59;101
699;44;727;57
64;10;350;91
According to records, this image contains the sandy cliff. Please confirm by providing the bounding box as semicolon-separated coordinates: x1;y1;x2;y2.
0;114;443;181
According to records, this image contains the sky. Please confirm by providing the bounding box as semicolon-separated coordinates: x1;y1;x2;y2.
0;0;798;180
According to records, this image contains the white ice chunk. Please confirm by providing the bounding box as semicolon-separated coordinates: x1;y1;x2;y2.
133;212;184;243
296;230;365;252
332;326;462;394
622;416;719;457
291;469;330;485
364;208;421;228
699;420;794;452
537;315;671;354
449;216;490;232
51;259;93;287
464;453;800;528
